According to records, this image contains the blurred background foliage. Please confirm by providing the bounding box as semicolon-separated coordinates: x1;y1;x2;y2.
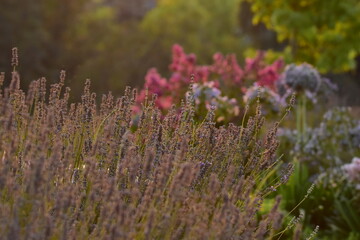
1;1;360;239
246;0;360;72
0;0;360;104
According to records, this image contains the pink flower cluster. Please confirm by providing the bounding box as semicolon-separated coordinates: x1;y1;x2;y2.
137;69;174;110
137;44;284;115
212;53;244;85
235;51;284;89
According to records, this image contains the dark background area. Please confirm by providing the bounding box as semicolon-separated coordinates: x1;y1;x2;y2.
0;0;359;105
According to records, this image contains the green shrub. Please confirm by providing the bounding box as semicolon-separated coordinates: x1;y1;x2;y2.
277;107;360;239
245;0;360;72
279;107;360;174
307;167;360;239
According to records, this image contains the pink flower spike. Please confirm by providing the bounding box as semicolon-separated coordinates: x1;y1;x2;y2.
172;44;184;57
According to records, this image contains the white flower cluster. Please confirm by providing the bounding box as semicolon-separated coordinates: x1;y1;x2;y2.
342;157;360;189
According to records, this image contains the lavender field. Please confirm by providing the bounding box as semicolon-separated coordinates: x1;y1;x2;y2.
1;1;360;239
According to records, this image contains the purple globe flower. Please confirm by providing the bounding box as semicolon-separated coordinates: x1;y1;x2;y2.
283;63;321;93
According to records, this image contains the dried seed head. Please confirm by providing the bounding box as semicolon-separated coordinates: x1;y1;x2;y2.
0;72;4;90
287;93;296;112
132;88;137;102
306;225;319;240
60;70;66;84
305;183;315;197
10;71;20;91
245;104;249;113
190;73;195;83
11;47;19;69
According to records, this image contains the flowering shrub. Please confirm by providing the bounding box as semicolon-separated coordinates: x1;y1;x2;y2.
350;125;360;148
306;167;360;239
277;107;360;239
137;44;285;122
279;107;360;172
